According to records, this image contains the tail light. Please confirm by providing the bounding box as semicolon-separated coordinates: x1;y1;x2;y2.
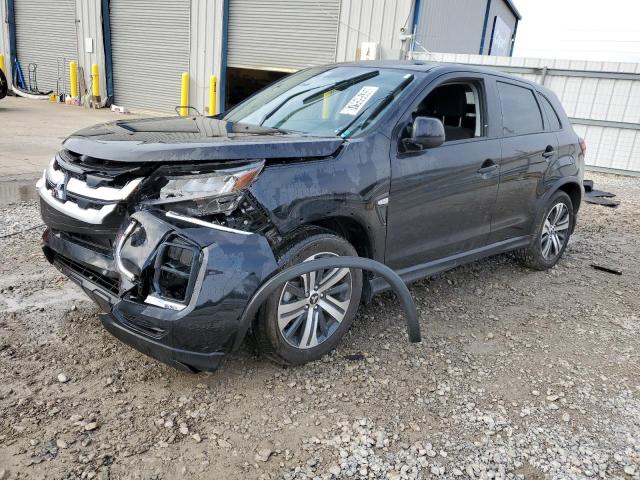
151;237;200;303
579;137;587;155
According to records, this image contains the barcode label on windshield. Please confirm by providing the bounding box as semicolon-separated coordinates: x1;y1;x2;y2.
340;86;379;116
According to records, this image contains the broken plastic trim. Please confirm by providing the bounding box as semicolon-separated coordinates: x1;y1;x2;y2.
232;256;421;351
115;220;138;281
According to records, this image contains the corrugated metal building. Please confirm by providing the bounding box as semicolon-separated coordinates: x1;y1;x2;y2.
414;0;520;56
0;0;519;113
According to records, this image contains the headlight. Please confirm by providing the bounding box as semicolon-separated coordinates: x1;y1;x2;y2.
142;160;264;217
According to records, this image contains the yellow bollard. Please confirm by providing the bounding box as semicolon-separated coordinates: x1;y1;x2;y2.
89;63;102;107
70;61;79;98
209;75;217;116
180;72;189;117
0;54;5;74
91;63;100;98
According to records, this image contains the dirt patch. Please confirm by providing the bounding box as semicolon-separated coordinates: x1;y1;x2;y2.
0;172;639;479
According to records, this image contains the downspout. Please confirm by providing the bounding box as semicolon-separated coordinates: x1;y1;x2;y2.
409;0;423;56
100;0;114;104
509;18;519;56
6;0;16;85
479;0;492;55
219;0;229;112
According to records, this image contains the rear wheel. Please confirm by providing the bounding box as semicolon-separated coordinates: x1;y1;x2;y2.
253;232;363;366
515;191;574;270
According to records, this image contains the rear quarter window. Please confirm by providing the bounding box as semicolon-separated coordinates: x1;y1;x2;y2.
539;94;562;130
497;81;544;136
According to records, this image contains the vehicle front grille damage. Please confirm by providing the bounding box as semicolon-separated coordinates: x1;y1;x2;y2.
151;236;201;303
39;149;283;310
54;253;120;295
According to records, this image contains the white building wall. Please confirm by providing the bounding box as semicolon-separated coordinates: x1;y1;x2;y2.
75;0;107;100
190;0;224;115
414;52;640;173
335;0;414;62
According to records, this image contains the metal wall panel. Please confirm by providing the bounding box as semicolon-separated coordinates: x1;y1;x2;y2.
414;0;485;55
75;0;107;101
14;0;77;93
336;0;414;62
190;0;224;114
228;0;340;71
413;52;640;173
110;0;190;112
482;0;517;55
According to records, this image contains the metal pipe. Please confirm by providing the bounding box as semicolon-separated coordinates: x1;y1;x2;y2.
231;256;421;351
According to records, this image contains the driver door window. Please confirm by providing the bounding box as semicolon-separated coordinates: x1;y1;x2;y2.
400;81;485;152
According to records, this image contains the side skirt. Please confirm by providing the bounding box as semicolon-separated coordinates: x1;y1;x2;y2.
368;235;532;298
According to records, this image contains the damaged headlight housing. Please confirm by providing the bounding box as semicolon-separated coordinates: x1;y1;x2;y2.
142;160;264;217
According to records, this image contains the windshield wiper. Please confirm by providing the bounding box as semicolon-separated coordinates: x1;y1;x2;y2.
260;70;380;126
336;74;414;138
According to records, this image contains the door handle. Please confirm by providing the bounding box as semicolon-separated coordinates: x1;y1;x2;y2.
542;145;555;158
477;159;498;175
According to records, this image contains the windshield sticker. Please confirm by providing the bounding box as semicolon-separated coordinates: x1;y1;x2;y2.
340;86;379;116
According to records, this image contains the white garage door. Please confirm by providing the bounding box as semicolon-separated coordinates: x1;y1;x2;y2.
110;0;190;112
14;0;77;93
228;0;340;71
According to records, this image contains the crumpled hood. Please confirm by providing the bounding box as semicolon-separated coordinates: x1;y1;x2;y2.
62;116;344;162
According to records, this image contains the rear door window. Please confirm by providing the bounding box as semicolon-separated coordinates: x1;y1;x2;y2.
497;81;544;136
539;94;562;130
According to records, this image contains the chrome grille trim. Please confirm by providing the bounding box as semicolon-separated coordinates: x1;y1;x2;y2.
37;156;143;224
45;158;143;201
37;173;118;224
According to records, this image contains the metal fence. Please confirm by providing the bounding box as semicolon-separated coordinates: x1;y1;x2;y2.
411;52;640;175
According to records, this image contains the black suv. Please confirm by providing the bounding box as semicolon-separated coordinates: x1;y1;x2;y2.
38;62;584;372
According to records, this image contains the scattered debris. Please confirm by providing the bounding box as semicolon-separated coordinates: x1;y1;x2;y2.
591;264;623;275
344;353;365;361
584;181;620;207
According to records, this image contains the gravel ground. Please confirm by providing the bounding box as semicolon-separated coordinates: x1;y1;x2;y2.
0;172;639;480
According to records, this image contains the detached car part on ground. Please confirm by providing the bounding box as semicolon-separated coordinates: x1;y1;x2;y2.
37;62;585;372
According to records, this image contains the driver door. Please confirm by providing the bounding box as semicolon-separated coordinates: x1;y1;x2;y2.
385;74;502;270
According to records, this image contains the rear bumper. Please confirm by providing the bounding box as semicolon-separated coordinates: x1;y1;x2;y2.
41;210;278;372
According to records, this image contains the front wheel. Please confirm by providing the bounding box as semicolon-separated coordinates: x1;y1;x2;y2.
515;191;574;270
253;232;363;366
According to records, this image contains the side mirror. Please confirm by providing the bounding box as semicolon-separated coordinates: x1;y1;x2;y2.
408;116;445;149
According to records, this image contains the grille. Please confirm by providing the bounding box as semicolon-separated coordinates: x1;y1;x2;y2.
55;254;120;295
57;149;153;188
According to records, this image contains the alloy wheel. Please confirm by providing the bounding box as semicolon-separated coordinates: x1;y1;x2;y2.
277;252;353;349
541;202;570;260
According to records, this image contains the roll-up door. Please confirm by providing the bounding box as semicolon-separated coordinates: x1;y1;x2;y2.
14;0;77;93
110;0;190;112
228;0;340;71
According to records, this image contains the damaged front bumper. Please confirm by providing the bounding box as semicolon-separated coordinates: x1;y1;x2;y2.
42;209;278;372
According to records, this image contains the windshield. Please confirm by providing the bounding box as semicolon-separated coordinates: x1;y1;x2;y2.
223;66;415;138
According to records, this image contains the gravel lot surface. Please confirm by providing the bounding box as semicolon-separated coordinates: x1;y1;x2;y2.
0;172;638;480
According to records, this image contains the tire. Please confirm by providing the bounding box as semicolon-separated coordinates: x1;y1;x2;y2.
0;69;7;100
253;231;363;366
515;190;574;270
